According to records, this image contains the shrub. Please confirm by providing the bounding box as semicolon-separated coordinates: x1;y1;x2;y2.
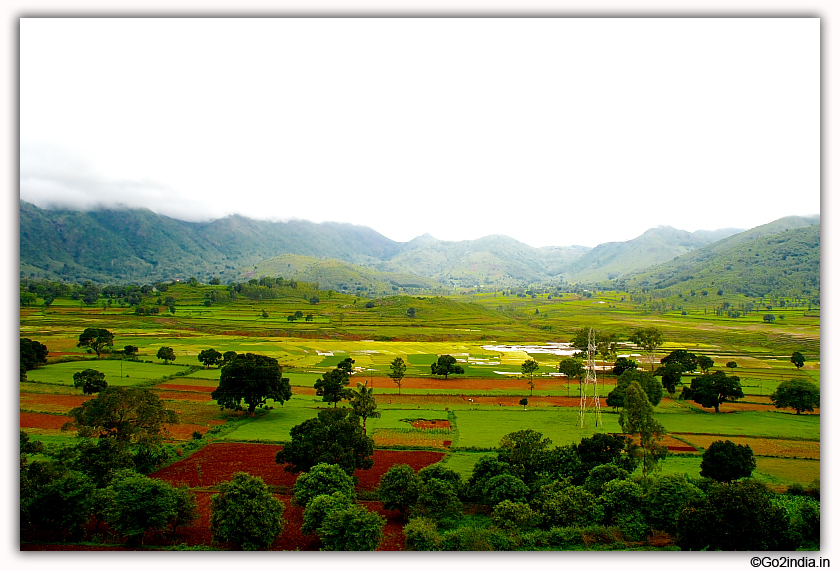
465;456;511;502
378;464;421;515
700;440;756;483
583;463;630;496
210;472;286;550
301;491;353;535
103;472;182;545
491;500;542;531
536;485;603;529
485;473;529;505
293;462;356;508
547;526;584;548
440;526;495;551
643;474;704;534
413;479;463;523
318;503;385;551
403;516;442;551
418;463;463;495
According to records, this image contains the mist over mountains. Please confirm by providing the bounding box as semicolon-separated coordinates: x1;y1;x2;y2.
19;201;819;295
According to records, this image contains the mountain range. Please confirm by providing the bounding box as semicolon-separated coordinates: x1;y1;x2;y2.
19;201;819;295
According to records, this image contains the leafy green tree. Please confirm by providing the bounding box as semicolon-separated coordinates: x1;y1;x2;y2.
156;346;176;364
519;397;528;410
582;463;630;496
763;314;776;323
378;464;421;516
485;473;529;505
696;355;715;373
103;471;191;545
611;357;638;376
491;500;542;531
124;345;139;359
317;503;386;551
497;429;553;486
77;328;114;359
682;371;744;413
20;338;49;376
643;474;705;534
197;348;222;368
575;432;636;475
628;327;664;371
725;361;738;368
521;358;539;395
413;478;463;522
654;362;685;395
606;369;663;407
599;479;647;539
660;349;698;373
403;517;442;551
349;382;380;435
67;437;134;488
536;485;603;528
431;355;464;379
619;382;667;477
275;408;374;475
388;357;407;394
66;386;177;444
210;472;286;550
465;456;512;502
700;440;757;483
26;470;95;540
676;481;794;550
293;462;356;508
557;358;585;382
770;379;820;415
790;351;806;369
222;350;237;365
73;369;108;395
300;491;354;535
417;463;463;495
314;357;355;406
211;353;292;415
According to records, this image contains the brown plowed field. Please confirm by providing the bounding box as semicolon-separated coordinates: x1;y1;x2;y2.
157;383;216;392
155;389;214;402
20;411;70;430
20;392;92;413
676;434;820;459
682;399;819;414
151;443;445;491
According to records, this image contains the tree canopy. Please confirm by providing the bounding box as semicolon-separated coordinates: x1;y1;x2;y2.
611;357;638;376
681;371;744;413
314;357;355;406
790;351;806;369
431;355;464;379
73;369;108;395
211;353;292;415
198;348;223;368
77;328;114;359
349;382;381;435
275;407;374;475
388;357;407;394
65;386;177;444
606;369;663;408
770;379;820;415
557;358;585;381
619;382;667;477
210;472;286;550
628;327;664;371
156;346;176;364
699;439;756;483
521;358;539;395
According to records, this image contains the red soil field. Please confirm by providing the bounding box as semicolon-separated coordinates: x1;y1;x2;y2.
154;389;214;402
412;419;451;429
20;411;70;430
151;442;445;491
20;392;92;412
157;383;216;393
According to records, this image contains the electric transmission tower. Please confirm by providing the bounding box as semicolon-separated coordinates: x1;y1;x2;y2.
579;327;602;428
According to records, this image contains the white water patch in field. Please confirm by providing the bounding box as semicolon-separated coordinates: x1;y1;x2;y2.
316;350;334;356
494;371;523;375
481;343;578;356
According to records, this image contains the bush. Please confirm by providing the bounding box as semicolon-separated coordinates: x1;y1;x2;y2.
440;526;496;551
491;500;542;531
378;464;420;515
700;440;756;483
301;491;354;535
318;503;386;551
103;472;183;545
546;526;585;548
536;485;603;529
210;472;286;550
293;462;356;508
403;516;442;551
465;456;511;502
413;479;463;523
418;463;463;495
643;474;704;534
583;464;630;496
485;473;529;505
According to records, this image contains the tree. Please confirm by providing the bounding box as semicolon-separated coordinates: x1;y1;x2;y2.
378;464;421;516
210;472;286;550
25;470;95;540
763;314;776;323
696;355;715;373
521;358;539;395
301;491;353;535
406;307;416;318
293;462;356;508
557;358;585;382
790;351;806;370
77;328;114;359
519;397;528;410
485;473;529;505
681;371;744;413
103;471;189;545
317;503;386;551
431;355;464;379
73;369;108;395
611;357;638;376
413;478;462;522
349;382;380;435
660;349;698;373
20;338;49;374
124;345;139;359
606;369;663;408
65;386;177;444
628;327;664;371
497;429;553;486
676;481;794;551
642;474;705;534
725;361;738;369
700;440;757;483
197;348;222;368
770;379;820;415
275;408;374;475
388;357;407;394
314;358;355;406
211;353;292;415
491;500;542;531
222;350;237;365
156;346;176;364
654;363;685;395
619;381;667;477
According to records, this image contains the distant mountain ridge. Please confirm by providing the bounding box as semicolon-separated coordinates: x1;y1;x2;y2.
19;201;818;293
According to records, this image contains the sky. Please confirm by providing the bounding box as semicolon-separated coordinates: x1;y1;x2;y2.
19;18;820;248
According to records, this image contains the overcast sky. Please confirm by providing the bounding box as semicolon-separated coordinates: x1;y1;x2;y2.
19;18;819;248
